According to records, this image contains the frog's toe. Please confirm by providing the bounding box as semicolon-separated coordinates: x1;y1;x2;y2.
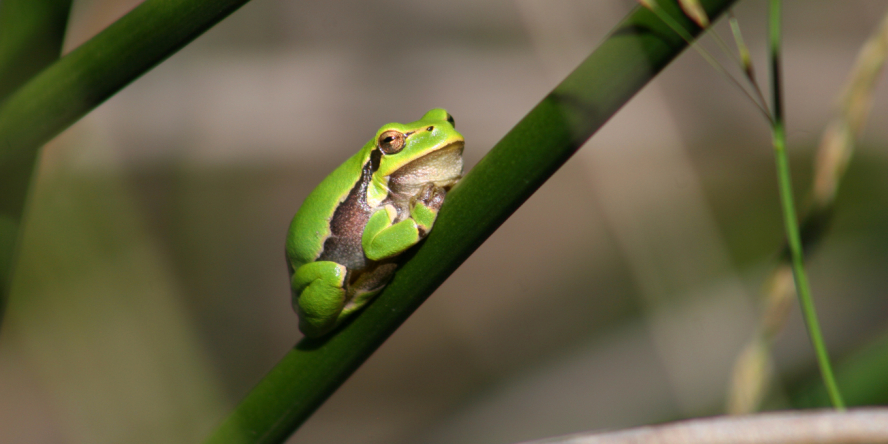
414;182;446;211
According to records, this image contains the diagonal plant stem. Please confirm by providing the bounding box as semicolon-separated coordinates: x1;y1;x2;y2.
0;0;72;328
0;0;255;333
202;1;738;443
768;0;845;409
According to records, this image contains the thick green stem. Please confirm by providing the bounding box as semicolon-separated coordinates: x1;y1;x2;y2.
0;0;254;333
0;0;72;329
0;0;72;102
769;0;845;410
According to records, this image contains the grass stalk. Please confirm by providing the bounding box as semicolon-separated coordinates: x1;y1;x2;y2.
768;0;845;410
730;4;888;414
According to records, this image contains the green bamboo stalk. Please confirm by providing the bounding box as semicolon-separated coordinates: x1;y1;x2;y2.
0;0;254;330
768;0;845;410
0;0;72;102
203;1;737;443
0;0;72;327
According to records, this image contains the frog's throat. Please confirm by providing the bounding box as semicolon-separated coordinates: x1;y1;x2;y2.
388;142;463;188
367;141;463;208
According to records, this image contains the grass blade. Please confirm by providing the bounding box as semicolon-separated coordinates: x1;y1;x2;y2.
768;0;845;410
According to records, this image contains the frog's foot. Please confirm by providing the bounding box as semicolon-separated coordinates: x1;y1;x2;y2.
414;182;446;211
410;183;446;233
362;206;419;261
292;261;347;337
341;262;398;317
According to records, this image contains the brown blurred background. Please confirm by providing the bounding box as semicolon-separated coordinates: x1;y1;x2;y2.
1;0;888;443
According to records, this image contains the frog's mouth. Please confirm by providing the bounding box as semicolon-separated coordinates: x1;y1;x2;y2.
388;142;464;193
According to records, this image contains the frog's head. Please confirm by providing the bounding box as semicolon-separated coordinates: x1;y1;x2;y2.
372;108;464;197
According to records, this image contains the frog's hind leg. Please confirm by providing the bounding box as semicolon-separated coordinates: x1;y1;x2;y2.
341;262;398;317
292;261;348;337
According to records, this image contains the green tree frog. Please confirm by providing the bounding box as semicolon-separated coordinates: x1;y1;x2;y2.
286;109;464;337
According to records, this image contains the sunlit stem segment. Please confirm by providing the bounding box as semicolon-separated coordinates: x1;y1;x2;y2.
768;0;845;410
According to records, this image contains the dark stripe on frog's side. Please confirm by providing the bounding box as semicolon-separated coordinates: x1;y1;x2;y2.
317;149;382;271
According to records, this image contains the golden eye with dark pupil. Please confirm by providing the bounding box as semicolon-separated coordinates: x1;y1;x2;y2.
378;130;405;154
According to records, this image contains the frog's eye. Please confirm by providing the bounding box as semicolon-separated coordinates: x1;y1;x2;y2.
446;114;455;128
378;130;405;154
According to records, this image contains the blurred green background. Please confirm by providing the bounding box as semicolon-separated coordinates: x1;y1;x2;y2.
1;0;888;443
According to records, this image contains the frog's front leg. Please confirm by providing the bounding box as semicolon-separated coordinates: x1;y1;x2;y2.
362;183;446;261
291;261;348;337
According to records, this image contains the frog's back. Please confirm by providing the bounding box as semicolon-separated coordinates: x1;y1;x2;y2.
286;148;369;270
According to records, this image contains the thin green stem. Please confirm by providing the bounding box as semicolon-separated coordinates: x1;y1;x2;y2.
768;0;845;410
